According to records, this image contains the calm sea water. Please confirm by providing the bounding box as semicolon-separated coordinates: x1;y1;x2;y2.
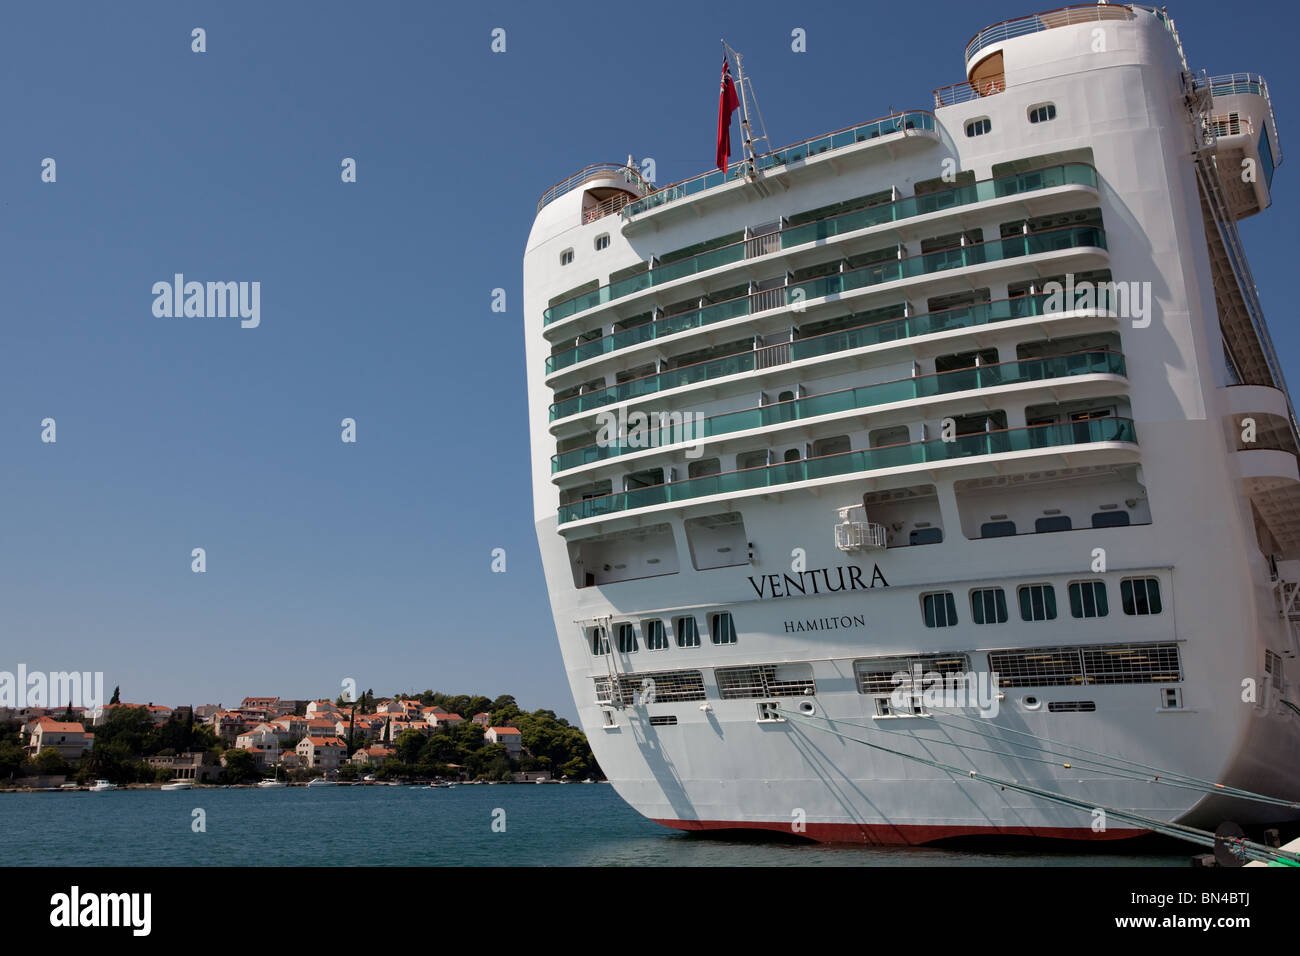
2;785;1187;866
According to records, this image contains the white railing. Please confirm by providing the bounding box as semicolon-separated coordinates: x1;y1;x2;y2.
835;506;887;551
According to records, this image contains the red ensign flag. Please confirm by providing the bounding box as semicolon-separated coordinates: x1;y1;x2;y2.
716;57;740;171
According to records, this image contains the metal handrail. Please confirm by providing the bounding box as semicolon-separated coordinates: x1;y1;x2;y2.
934;74;1006;108
965;3;1136;62
544;160;1098;331
551;349;1126;470
537;163;649;213
620;110;936;221
1200;72;1283;164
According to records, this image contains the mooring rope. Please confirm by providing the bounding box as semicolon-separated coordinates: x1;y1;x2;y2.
774;704;1300;865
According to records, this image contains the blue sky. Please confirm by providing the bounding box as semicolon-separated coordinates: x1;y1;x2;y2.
2;0;1296;721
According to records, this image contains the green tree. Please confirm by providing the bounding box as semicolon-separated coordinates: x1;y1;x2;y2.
393;729;427;766
221;749;258;783
110;686;121;705
0;741;30;781
33;748;70;776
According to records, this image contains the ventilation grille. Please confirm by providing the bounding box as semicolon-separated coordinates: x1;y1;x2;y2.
715;664;815;700
989;643;1181;688
855;654;971;695
594;670;706;705
648;715;678;726
1047;700;1096;713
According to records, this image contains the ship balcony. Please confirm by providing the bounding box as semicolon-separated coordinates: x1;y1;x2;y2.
551;349;1128;476
964;3;1137;68
1199;73;1282;219
617;111;939;230
556;417;1139;528
1235;447;1300;497
542;162;1100;344
537;163;651;215
547;224;1110;427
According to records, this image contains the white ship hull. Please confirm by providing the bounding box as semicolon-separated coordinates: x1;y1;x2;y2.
524;5;1300;844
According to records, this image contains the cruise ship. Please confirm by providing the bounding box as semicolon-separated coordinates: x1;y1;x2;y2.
523;3;1300;845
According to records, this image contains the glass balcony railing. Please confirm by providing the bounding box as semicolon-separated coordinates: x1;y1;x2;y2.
557;418;1138;523
552;350;1126;472
617;111;936;222
548;224;1108;421
543;160;1097;333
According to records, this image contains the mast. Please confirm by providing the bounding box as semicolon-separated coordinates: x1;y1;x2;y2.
722;40;759;171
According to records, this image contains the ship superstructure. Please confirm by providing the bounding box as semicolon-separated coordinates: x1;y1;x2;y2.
523;4;1300;843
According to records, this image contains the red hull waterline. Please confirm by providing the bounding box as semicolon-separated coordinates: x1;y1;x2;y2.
654;818;1148;846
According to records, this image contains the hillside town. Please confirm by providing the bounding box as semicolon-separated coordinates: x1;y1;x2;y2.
0;689;599;788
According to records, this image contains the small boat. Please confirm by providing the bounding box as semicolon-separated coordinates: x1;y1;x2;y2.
160;780;193;791
256;779;286;788
88;779;117;792
306;777;338;787
362;774;377;783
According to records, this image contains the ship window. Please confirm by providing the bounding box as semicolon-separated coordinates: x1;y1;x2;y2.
688;458;721;478
871;425;910;447
736;449;769;470
594;234;610;251
644;619;669;650
616;623;638;653
783;448;801;462
675;616;701;648
980;520;1017;538
910;527;943;546
965;117;991;137
560;248;574;266
812;435;851;457
1091;510;1130;529
709;612;738;645
921;591;958;628
588;626;610;655
1028;104;1057;124
971;587;1008;624
1035;515;1072;533
1069;580;1109;619
1121;577;1163;616
1019;584;1057;621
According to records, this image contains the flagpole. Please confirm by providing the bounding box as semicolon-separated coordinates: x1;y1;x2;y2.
722;40;757;172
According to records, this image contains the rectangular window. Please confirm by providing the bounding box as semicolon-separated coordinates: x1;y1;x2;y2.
643;619;669;650
922;591;958;628
1068;580;1108;618
675;616;700;648
1018;584;1057;621
965;117;991;137
1120;577;1163;615
980;520;1017;538
910;527;943;545
1091;510;1130;528
588;626;609;655
616;623;638;653
971;587;1008;624
1035;515;1072;533
710;612;738;645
